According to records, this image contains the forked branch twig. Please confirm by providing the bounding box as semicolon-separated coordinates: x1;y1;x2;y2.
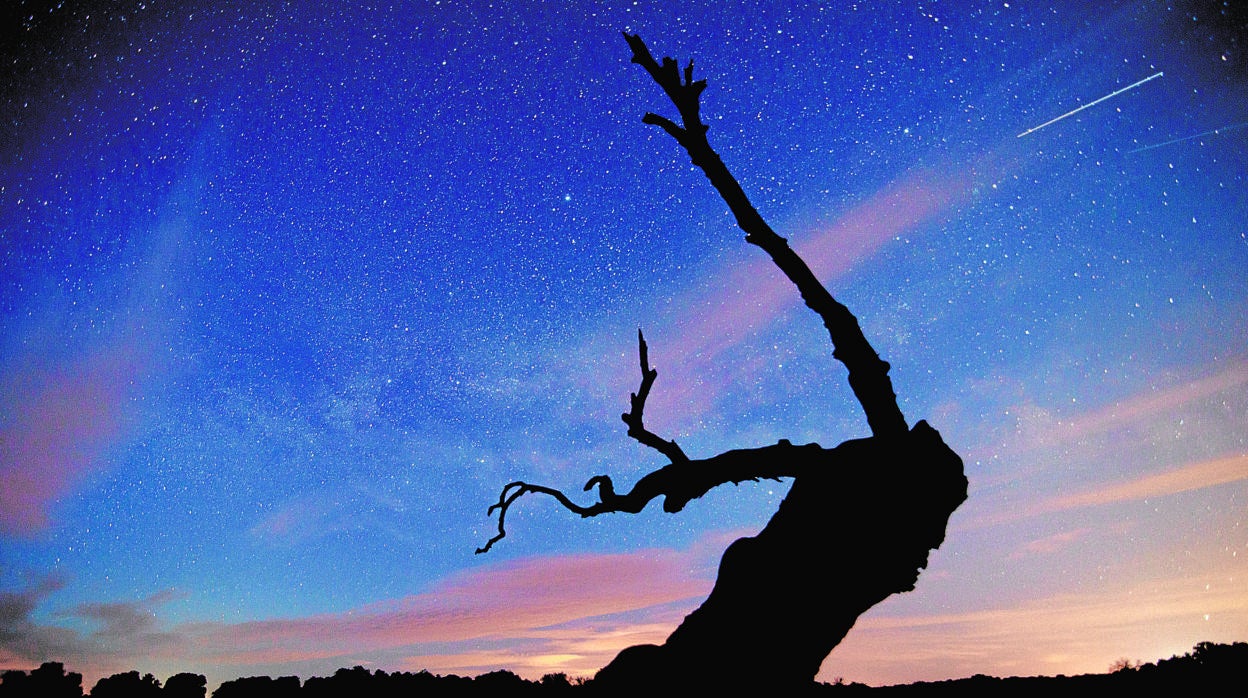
621;330;688;463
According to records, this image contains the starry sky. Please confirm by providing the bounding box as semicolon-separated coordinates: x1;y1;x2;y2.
2;0;1246;690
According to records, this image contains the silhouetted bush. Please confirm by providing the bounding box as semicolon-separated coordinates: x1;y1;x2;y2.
473;669;531;694
540;672;576;693
1131;640;1248;690
90;670;162;698
0;662;83;698
301;666;372;698
210;675;300;698
383;669;457;695
163;672;207;698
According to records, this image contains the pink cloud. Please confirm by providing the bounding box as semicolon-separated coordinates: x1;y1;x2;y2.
1039;452;1248;514
1;544;716;685
821;570;1248;685
1056;362;1248;441
968;360;1248;465
182;547;711;669
396;612;687;679
956;360;1248;530
1009;527;1095;559
172;541;1244;685
15;542;1243;689
678;168;969;364
0;345;145;536
582;166;972;434
248;499;337;545
964;452;1248;531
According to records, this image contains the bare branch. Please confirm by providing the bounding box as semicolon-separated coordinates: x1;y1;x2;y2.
477;35;927;555
641;112;685;143
621;330;688;462
476;439;821;554
476;481;599;554
623;33;708;146
622;32;908;439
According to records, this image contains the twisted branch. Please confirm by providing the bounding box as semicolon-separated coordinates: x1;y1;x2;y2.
624;32;908;439
476;440;816;554
477;35;918;554
622;330;688;462
478;330;690;553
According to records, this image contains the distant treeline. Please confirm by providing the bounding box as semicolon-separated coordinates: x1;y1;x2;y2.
1;641;1243;697
837;641;1248;696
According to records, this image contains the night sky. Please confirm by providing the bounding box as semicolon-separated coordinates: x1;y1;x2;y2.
2;0;1246;690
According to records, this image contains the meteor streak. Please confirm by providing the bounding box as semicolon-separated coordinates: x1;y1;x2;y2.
1127;120;1248;153
1017;71;1163;138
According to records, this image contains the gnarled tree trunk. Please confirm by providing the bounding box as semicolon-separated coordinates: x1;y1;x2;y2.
479;35;968;691
595;423;965;692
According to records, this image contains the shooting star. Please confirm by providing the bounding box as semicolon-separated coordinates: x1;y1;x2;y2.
1017;71;1164;138
1127;120;1248;153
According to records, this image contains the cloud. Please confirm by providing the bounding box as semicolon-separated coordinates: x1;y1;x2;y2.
970;360;1248;465
6;588;217;698
190;548;710;665
689;167;969;362
1052;362;1248;443
963;452;1248;531
1009;527;1095;559
821;570;1248;685
248;499;338;546
958;360;1248;529
395;611;687;679
1039;453;1248;513
67;590;189;657
575;166;973;436
0;345;145;536
0;576;77;664
0;544;716;684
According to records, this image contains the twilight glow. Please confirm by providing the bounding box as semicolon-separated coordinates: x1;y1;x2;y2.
2;0;1246;690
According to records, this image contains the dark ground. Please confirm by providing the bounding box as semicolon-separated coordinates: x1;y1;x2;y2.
1;641;1243;697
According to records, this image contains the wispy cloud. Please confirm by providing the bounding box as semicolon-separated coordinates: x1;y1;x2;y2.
1052;363;1248;444
958;360;1248;529
0;545;714;684
0;575;74;664
965;452;1248;531
822;570;1248;685
1009;527;1095;559
574;167;973;436
1038;452;1248;513
191;548;708;664
0;173;191;538
0;345;145;536
969;360;1248;465
66;590;190;659
393;605;692;679
248;498;341;546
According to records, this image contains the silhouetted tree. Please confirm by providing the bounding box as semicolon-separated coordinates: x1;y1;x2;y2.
162;672;207;698
1108;657;1140;673
469;669;529;694
302;666;374;698
0;671;24;697
209;675;300;698
386;669;454;696
89;670;161;698
540;672;576;693
1140;640;1248;690
479;35;968;691
0;662;83;698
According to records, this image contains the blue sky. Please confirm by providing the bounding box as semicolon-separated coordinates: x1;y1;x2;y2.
2;0;1246;689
